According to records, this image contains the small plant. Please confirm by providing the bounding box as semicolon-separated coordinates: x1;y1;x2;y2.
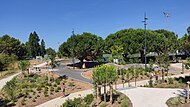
50;87;54;92
44;94;49;97
68;82;75;87
53;84;57;87
168;78;174;84
37;95;40;97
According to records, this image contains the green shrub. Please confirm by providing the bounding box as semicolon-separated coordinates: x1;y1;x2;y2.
37;95;40;97
68;82;75;87
55;87;59;92
83;94;93;105
44;94;49;97
44;91;48;95
60;98;82;107
50;87;54;92
99;102;107;107
168;78;174;84
53;84;57;87
166;97;185;107
55;78;62;85
121;99;129;107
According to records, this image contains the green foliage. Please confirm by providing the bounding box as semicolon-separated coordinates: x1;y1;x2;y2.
83;94;93;105
0;35;26;59
0;53;17;71
18;60;30;71
168;78;174;84
40;39;46;57
2;78;17;100
61;98;83;107
166;97;186;107
27;31;41;58
68;82;75;87
59;32;104;64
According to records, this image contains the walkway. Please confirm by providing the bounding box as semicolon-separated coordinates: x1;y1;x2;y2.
117;87;182;107
38;72;190;107
0;73;20;90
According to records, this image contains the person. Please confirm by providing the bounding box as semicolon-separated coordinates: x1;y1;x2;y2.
61;82;65;96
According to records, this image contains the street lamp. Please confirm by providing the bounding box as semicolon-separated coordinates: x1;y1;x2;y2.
142;13;148;70
72;29;75;69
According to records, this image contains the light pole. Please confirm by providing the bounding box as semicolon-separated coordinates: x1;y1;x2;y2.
72;29;75;69
142;13;148;70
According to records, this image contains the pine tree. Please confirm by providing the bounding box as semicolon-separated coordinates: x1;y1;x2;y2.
40;39;46;57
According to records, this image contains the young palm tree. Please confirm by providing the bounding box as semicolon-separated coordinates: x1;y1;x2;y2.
18;60;30;76
107;65;117;104
92;66;102;104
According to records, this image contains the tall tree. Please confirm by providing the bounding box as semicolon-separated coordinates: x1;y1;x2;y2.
40;39;46;57
59;32;104;68
0;35;25;59
28;31;40;58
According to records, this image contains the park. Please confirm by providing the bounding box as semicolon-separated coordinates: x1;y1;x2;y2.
1;1;190;107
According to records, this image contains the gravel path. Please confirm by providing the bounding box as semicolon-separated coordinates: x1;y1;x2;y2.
0;73;20;90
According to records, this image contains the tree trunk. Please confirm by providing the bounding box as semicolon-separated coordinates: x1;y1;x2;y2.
80;59;84;69
115;82;117;89
162;69;164;83
135;77;136;87
140;51;145;63
96;84;101;105
103;83;106;102
128;80;130;87
109;83;113;104
122;81;124;88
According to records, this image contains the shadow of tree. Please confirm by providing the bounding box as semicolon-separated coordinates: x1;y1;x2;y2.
67;62;107;69
175;76;190;84
0;98;15;107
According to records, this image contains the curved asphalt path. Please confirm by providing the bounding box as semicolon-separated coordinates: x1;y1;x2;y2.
54;60;92;84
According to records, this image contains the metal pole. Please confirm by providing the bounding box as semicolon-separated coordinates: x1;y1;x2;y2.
142;13;148;70
72;29;75;69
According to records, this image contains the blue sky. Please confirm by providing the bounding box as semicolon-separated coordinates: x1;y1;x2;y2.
0;0;190;51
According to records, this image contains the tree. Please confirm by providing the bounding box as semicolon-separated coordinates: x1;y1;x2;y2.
59;32;104;68
0;53;17;71
0;35;25;59
18;60;30;75
40;39;46;57
92;65;117;104
27;31;40;58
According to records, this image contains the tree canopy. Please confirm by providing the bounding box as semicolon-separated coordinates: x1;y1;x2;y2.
59;32;104;64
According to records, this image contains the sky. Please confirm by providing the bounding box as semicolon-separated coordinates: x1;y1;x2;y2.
0;0;190;51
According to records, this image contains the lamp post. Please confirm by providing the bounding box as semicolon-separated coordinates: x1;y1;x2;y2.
142;13;148;70
72;29;75;69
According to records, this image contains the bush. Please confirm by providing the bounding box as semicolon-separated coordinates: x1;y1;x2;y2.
55;87;59;92
121;99;129;107
55;78;62;85
53;84;57;87
168;78;174;84
99;102;107;107
44;94;49;97
50;87;54;92
61;98;82;107
68;82;75;87
83;94;93;105
166;97;185;107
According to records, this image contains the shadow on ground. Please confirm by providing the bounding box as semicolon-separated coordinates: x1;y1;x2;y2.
175;76;190;84
67;62;107;69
